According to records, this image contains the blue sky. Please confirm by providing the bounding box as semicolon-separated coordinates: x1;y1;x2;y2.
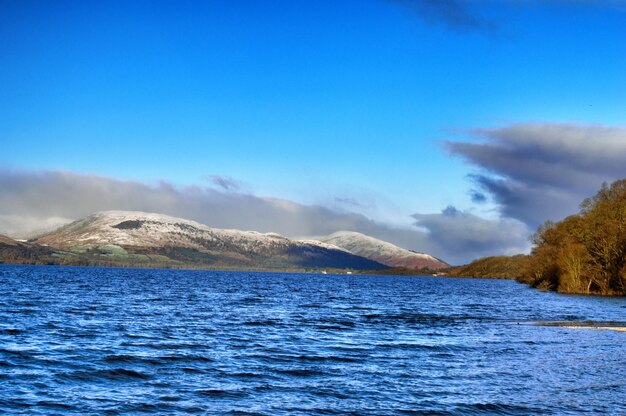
1;0;626;262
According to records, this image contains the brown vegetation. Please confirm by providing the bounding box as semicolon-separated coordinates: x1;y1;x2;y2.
445;255;529;280
0;238;56;265
522;179;626;295
442;179;626;296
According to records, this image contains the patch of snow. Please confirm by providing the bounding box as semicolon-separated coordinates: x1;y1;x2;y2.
36;211;332;256
318;230;448;269
296;239;350;252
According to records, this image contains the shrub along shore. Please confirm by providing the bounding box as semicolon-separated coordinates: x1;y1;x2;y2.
447;179;626;296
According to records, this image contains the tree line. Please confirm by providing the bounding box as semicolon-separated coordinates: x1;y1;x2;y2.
445;179;626;295
523;179;626;295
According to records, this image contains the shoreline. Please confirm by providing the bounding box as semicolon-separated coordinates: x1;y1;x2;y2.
535;321;626;332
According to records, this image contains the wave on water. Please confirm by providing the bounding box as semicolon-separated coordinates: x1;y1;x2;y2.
0;265;625;415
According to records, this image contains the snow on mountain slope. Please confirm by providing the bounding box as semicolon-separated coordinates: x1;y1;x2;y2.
319;231;448;270
34;211;386;270
36;211;294;251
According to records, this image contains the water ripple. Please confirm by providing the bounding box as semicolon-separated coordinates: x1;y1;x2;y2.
0;265;625;415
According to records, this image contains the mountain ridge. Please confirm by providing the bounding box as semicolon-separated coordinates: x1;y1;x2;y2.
319;231;448;270
32;211;386;271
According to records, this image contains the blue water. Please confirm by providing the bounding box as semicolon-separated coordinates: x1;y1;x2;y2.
0;265;625;415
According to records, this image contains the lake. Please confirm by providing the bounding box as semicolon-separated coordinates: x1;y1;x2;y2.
1;265;625;415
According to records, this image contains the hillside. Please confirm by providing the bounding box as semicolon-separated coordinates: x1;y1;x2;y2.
319;231;448;270
32;211;387;271
0;234;55;264
0;234;19;246
444;255;529;280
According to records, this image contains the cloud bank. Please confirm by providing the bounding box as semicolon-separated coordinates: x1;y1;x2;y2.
412;206;529;259
0;169;530;264
445;122;626;227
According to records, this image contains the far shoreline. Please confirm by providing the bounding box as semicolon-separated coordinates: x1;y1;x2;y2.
2;262;625;297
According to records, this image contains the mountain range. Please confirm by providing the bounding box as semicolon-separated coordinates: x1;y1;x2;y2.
1;211;448;272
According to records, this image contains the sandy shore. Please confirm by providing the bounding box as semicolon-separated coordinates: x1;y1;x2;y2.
560;325;626;332
535;321;626;332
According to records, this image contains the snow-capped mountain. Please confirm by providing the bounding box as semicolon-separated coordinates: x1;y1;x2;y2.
34;211;386;270
318;231;448;270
